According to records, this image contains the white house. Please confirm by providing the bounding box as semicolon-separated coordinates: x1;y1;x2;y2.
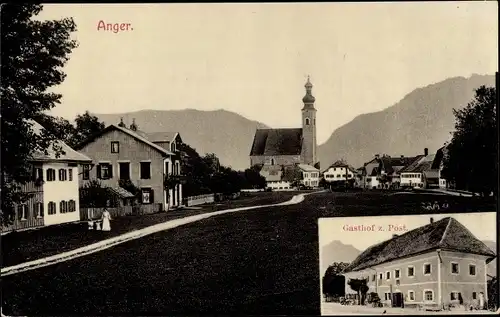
2;121;93;232
322;160;356;184
400;155;435;189
298;164;320;188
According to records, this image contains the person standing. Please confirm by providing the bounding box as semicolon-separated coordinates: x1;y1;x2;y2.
101;208;112;232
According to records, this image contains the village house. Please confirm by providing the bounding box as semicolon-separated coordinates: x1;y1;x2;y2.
399;149;437;189
360;150;428;189
430;146;450;189
322;160;358;186
2;121;93;233
249;77;318;171
342;217;496;310
74;124;184;211
297;164;320;188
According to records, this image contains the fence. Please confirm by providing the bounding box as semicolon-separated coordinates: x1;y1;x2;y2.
80;203;163;221
185;194;215;207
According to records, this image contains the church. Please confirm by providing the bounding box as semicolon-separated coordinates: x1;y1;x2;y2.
249;76;319;169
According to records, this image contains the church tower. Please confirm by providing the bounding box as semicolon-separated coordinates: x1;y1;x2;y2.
301;76;317;166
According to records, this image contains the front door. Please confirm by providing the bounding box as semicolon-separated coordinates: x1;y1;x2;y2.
392;292;403;308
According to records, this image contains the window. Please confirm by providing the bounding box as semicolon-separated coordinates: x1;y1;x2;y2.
424;263;431;275
407;266;415;277
271;158;275;165
111;141;120;153
83;165;90;180
386;271;391;280
60;201;68;213
395;269;400;279
34;202;44;218
305;118;310;125
97;163;113;180
472;292;477;300
372;275;376;282
68;169;73;181
379;273;383;280
18;204;28;220
424;290;434;302
165;161;169;174
384;293;391;301
47;168;56;181
451;262;459;274
140;162;151;179
408;291;415;301
175;161;180;175
68;200;76;212
171;142;176;152
58;169;67;181
48;202;57;215
119;162;130;180
469;264;476;276
32;167;43;181
141;188;153;204
451;292;459;301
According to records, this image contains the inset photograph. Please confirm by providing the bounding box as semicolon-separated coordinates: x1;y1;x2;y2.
319;212;498;315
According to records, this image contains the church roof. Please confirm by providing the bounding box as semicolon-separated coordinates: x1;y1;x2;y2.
249;128;303;156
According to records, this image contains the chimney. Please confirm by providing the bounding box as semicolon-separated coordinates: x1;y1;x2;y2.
375;154;380;159
424;148;429;156
401;155;404;159
430;217;434;224
392;234;398;239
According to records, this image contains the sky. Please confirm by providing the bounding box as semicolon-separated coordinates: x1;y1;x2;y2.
318;212;497;252
39;2;498;144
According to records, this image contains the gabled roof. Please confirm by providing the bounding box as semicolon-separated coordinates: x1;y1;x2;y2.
400;155;435;173
344;217;496;273
250;128;303;156
323;160;357;173
75;125;174;156
298;164;319;172
29;121;92;163
146;132;180;143
362;155;423;176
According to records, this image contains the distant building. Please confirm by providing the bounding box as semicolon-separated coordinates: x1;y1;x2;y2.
361;151;426;189
399;149;436;189
343;217;496;310
2;121;92;232
322;160;358;185
297;164;320;188
249;77;318;168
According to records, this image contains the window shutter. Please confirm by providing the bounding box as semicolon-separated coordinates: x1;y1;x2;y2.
108;164;113;178
32;166;37;181
149;189;154;204
97;165;102;179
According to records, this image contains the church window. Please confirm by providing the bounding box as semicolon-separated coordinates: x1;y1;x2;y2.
305;118;310;125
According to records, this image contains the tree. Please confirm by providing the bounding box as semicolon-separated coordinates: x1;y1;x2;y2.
442;86;497;197
488;276;498;311
79;180;111;208
347;278;369;305
1;4;78;224
243;166;266;189
281;165;303;187
322;262;349;301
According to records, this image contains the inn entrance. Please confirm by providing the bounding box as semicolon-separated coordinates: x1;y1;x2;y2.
392;292;404;308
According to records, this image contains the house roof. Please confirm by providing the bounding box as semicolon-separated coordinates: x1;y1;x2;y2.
29;121;92;163
75;125;175;156
259;165;283;182
362;155;424;176
249;128;303;156
109;186;136;198
344;217;496;273
400;155;435;173
298;164;319;172
323;160;357;173
146;132;179;143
